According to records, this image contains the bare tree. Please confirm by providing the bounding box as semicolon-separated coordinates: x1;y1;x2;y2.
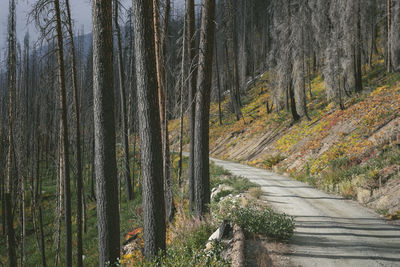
65;0;84;265
133;0;166;257
92;0;120;265
194;0;216;217
5;0;18;264
186;0;197;211
114;0;134;201
53;0;73;265
153;0;174;222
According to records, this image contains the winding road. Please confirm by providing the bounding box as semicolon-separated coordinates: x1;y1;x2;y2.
210;157;400;267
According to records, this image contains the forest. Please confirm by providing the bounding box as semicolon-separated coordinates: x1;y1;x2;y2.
1;0;400;266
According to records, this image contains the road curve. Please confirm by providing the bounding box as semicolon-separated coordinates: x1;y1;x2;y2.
209;157;400;267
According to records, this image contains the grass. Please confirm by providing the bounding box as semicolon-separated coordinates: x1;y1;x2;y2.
293;145;400;198
0;149;144;266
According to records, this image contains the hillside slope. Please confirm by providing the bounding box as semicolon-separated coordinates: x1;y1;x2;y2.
170;64;400;218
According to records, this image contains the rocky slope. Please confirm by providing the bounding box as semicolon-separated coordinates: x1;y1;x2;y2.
170;64;400;217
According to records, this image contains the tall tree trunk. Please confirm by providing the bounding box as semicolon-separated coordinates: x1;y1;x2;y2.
132;0;166;257
194;0;216;217
215;37;223;125
92;0;120;265
65;0;84;265
114;0;133;201
54;1;72;265
354;0;363;93
387;0;392;72
227;0;242;121
289;78;300;122
5;1;17;265
178;7;187;188
153;0;174;222
186;0;197;211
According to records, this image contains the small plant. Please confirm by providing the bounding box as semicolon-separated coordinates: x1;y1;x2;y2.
248;187;263;199
377;208;389;216
263;154;286;168
226;176;258;193
213;190;233;203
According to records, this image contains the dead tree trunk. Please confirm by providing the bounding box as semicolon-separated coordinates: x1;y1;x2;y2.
5;0;17;265
65;0;84;265
92;0;120;265
153;0;174;222
387;0;392;72
194;0;216;217
186;0;197;211
178;6;187;188
215;36;223;125
133;0;166;257
54;1;72;265
114;0;133;201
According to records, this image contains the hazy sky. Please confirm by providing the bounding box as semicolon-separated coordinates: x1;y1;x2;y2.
0;0;185;53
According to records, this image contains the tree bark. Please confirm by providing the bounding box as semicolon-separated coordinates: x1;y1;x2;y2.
194;0;216;217
387;0;392;72
54;0;72;265
114;0;133;201
132;0;166;257
215;36;223;125
153;0;174;222
354;0;363;93
186;0;197;211
178;7;187;188
227;0;242;121
65;1;84;265
5;0;17;265
92;0;120;265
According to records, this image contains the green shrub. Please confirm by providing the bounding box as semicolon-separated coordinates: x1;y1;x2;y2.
213;190;233;203
248;187;263;199
143;241;229;267
263;154;286;168
212;200;295;241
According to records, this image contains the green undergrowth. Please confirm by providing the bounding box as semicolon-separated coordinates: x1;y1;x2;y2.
211;200;295;241
294;145;400;198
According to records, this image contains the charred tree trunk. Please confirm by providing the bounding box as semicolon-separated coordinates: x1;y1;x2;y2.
354;0;363;93
133;0;166;257
289;78;300;122
194;0;216;217
54;1;72;265
153;0;174;222
387;0;392;72
65;1;84;265
5;0;17;265
178;7;187;188
227;0;242;121
114;0;133;201
215;37;223;125
92;0;120;265
186;0;197;211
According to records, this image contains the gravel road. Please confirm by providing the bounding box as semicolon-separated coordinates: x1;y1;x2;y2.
210;157;400;267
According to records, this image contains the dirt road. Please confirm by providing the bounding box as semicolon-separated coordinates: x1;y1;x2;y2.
210;157;400;267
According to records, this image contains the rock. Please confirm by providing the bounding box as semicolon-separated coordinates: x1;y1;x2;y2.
211;184;234;201
208;220;230;242
208;228;221;242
